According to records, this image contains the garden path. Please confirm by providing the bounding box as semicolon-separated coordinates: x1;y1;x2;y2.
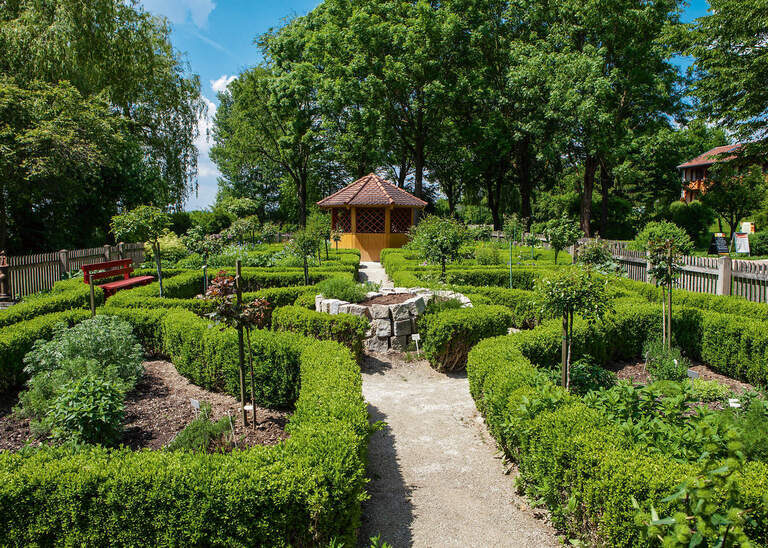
359;354;559;547
358;261;393;288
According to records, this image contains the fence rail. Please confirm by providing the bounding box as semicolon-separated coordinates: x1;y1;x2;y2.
0;243;144;300
582;239;768;304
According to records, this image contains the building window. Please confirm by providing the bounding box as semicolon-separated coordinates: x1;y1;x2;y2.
390;208;412;233
356;208;385;233
332;209;351;232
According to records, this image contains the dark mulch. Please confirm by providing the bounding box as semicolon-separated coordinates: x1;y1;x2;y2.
0;360;290;453
360;293;413;306
608;359;754;394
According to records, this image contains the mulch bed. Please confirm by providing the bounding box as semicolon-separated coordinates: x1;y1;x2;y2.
608;359;754;394
0;360;290;452
359;293;413;306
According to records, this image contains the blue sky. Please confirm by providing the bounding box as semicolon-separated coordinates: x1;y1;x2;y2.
139;0;712;211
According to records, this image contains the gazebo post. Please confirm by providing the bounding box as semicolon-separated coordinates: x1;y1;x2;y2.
385;207;392;239
350;207;357;235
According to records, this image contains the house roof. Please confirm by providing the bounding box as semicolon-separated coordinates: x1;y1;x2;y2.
677;144;743;169
317;173;427;208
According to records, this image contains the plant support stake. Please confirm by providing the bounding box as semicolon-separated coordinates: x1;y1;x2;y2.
236;259;247;427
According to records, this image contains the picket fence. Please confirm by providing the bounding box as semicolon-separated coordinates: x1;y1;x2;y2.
2;243;145;300
591;239;768;304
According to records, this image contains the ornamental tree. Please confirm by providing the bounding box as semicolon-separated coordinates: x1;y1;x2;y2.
544;216;582;264
632;221;693;349
408;215;468;279
111;206;170;296
701;163;767;241
288;228;321;285
536;267;610;388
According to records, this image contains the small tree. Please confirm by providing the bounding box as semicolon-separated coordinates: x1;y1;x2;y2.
536;268;610;388
289;228;320;285
504;214;524;287
632;221;693;349
524;233;539;260
331;229;342;253
306;211;331;261
111;206;170;296
261;222;279;243
225;197;260;220
408;215;467;279
544;216;583;264
702;163;767;241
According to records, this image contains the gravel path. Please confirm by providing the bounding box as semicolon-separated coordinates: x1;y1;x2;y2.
359;352;559;547
359;261;392;288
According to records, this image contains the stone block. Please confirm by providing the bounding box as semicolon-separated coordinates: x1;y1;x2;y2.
366;291;382;299
320;299;330;313
347;304;370;318
370;304;390;319
405;296;426;315
411;318;419;333
391;303;411;321
393;319;412;336
328;299;343;314
375;319;392;337
390;335;408;351
315;294;323;311
367;336;390;353
338;304;351;314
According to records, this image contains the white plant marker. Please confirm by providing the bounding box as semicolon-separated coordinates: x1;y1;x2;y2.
412;333;421;355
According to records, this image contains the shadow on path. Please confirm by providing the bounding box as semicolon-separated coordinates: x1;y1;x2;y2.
358;403;414;547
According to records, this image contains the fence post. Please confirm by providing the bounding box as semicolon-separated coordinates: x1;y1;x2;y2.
58;249;69;278
0;250;10;301
118;242;125;259
103;244;111;261
716;256;732;296
646;251;653;284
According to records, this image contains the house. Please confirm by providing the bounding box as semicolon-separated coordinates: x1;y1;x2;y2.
677;144;744;203
317;173;427;261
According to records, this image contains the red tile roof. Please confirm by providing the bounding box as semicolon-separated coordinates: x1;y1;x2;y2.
317;173;427;208
677;144;743;169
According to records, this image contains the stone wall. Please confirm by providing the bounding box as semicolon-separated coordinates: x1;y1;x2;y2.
315;287;472;353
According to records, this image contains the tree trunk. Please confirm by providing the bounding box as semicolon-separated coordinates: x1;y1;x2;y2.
414;137;425;199
487;177;501;230
561;312;568;388
154;241;164;297
600;160;611;237
0;183;7;251
236;260;247;427
518;137;533;223
661;285;666;347
580;155;598;237
303;256;309;286
297;175;307;227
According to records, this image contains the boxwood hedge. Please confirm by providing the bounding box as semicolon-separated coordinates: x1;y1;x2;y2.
0;312;370;546
466;301;768;546
272;305;368;361
0;279;103;328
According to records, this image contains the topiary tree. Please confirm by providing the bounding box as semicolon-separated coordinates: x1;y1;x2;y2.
536;267;611;388
544;215;583;264
306;211;331;261
111;205;170;296
408;215;467;279
632;221;693;349
331;229;342;253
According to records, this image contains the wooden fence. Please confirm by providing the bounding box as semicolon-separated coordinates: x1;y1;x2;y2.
2;243;144;300
587;239;768;304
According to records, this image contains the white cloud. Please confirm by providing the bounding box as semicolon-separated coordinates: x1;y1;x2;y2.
141;0;215;28
211;74;236;94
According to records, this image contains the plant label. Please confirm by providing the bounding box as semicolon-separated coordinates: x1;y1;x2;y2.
190;398;200;412
687;369;699;379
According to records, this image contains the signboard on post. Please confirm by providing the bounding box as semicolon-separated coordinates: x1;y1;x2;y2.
734;232;750;255
708;233;729;255
741;221;756;234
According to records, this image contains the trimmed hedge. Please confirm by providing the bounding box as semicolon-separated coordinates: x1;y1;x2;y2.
0;309;91;391
97;305;170;353
421;305;514;371
466;301;768;546
0;279;104;327
272;305;368;360
452;286;540;328
254;285;317;309
0;336;370;546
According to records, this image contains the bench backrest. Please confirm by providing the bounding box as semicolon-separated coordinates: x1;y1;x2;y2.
82;259;134;284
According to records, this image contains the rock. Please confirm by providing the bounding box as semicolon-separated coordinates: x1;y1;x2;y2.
390;303;411;321
367;336;390;353
370;304;390;319
390;335;408;351
366;291;381;299
315;294;323;311
347;304;370;318
405;296;426;315
393;319;412;336
375;319;392;337
338;304;351;314
328;299;344;314
411;318;419;333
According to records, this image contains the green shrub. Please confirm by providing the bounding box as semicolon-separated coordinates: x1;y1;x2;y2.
0;309;90;391
568;357;617;395
691;378;733;402
0;279;103;327
97;306;168;353
315;276;373;303
143;231;188;263
421;305;514;371
272;305;368;360
643;339;689;382
47;374;125;445
452;286;541;328
749;231;768;255
166;402;233;452
253;285;316;308
294;291;318;310
474;244;501;265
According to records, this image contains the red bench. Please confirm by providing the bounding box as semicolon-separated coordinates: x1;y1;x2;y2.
82;259;154;297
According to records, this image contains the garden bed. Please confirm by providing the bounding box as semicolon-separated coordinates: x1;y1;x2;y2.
0;360;289;452
608;358;755;394
358;293;413;306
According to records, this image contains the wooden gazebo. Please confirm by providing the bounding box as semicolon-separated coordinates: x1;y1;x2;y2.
317;173;427;261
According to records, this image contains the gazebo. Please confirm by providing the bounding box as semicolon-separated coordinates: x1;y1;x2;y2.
317;173;427;261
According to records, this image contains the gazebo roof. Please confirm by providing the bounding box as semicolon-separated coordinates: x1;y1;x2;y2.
677;144;743;169
317;173;427;208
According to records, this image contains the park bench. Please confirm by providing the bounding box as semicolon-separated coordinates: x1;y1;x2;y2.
82;259;154;297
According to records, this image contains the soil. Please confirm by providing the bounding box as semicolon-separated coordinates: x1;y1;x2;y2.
608;358;755;394
0;360;289;452
359;293;413;307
